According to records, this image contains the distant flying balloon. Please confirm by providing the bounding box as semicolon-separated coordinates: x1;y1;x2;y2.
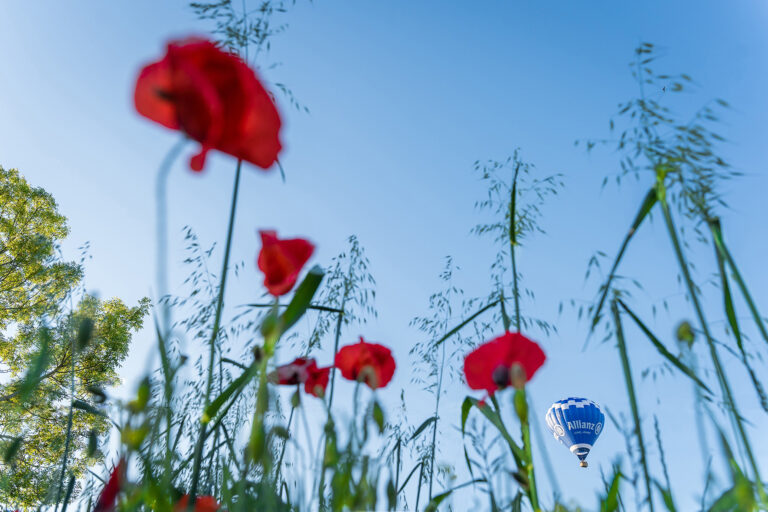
545;397;605;468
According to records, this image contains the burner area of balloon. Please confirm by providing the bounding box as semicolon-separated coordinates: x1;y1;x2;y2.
545;397;605;468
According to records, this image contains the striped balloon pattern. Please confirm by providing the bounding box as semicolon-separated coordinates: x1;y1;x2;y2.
545;397;605;468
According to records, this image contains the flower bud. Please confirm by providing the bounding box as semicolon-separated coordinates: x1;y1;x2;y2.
510;363;527;390
676;321;695;348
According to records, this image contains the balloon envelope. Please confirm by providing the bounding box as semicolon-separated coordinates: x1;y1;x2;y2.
545;397;605;467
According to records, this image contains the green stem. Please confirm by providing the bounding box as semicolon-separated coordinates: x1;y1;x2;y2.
657;184;766;504
274;405;295;487
518;392;539;511
427;342;446;500
527;393;561;499
155;137;187;338
54;330;77;512
708;218;768;346
415;461;425;512
611;299;655;512
509;162;521;331
327;264;352;409
154;139;187;495
188;159;243;509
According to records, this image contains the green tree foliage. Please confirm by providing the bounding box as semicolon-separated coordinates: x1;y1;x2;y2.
0;166;82;328
0;167;150;508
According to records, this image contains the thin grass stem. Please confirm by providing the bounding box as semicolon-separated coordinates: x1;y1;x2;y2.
657;183;767;505
188;159;244;509
611;299;655;512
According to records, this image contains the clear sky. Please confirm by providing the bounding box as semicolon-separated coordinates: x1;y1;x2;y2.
1;1;768;509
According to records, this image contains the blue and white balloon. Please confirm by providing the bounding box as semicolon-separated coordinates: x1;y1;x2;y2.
545;397;605;468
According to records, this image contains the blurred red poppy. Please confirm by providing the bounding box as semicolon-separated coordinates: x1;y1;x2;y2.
304;364;331;398
257;230;314;296
135;38;282;172
93;458;125;512
463;332;545;395
271;357;315;385
335;337;396;389
270;357;330;398
175;495;221;512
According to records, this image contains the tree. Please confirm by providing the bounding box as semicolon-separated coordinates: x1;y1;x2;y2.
0;166;82;328
0;167;150;508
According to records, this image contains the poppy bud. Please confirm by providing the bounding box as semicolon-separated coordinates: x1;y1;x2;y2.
510;363;527;390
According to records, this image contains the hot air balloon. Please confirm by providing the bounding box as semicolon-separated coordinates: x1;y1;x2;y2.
545;397;605;468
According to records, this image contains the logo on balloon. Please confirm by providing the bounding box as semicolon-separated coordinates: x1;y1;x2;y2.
554;425;565;437
595;422;603;435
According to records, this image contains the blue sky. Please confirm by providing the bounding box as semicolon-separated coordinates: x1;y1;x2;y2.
2;0;768;509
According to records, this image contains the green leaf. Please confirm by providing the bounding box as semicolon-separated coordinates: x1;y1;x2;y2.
425;478;487;512
76;317;94;351
72;400;106;418
654;480;677;512
461;396;525;465
397;462;422;494
203;363;257;424
601;467;622;511
709;218;768;346
461;397;473;435
19;328;52;402
411;415;437;441
276;265;325;336
3;437;22;463
372;401;385;434
710;219;768;413
590;186;657;333
436;300;498;347
618;300;712;395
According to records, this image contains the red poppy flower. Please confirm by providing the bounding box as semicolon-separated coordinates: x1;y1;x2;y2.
271;357;314;385
304;364;331;398
269;357;330;398
175;495;221;512
257;230;314;296
335;337;396;389
93;458;125;512
463;332;545;395
135;38;282;172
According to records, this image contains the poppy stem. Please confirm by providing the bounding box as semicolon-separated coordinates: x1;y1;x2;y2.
189;159;243;510
155;137;187;339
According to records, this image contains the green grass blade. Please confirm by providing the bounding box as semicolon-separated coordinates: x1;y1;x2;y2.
462;396;525;467
424;478;487;512
709;219;768;347
612;299;655;512
710;223;768;413
276;265;325;336
590;186;657;334
203;363;257;424
435;300;498;347
411;416;438;441
617;299;712;395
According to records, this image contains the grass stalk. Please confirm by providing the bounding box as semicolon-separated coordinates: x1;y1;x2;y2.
611;299;655;512
656;182;767;504
188;159;244;509
509;162;522;331
54;328;77;512
427;341;446;500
